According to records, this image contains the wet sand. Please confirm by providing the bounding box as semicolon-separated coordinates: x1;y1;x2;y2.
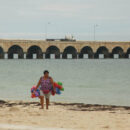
0;100;130;130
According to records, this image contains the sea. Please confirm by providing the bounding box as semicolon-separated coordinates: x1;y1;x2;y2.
0;59;130;106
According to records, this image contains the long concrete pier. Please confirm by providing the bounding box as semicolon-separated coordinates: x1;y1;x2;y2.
0;39;130;59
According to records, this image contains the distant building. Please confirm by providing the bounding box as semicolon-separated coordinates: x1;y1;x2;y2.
46;35;76;42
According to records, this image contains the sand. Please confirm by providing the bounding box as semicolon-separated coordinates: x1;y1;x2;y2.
0;100;130;130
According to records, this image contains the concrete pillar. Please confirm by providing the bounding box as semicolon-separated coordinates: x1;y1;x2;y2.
60;53;62;59
67;54;72;59
13;54;18;59
33;54;37;59
50;54;55;59
24;53;26;59
83;54;89;59
99;54;104;59
4;53;8;59
43;53;45;59
77;53;79;59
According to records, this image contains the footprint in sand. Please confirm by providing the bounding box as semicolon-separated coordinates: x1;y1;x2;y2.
29;112;41;116
9;107;20;112
103;125;110;129
7;119;12;123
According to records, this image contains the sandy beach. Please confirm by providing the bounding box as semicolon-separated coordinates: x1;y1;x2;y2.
0;100;130;130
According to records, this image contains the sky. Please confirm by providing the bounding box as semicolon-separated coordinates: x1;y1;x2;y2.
0;0;130;41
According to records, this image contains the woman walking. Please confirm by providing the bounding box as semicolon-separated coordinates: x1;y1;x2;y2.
35;70;54;109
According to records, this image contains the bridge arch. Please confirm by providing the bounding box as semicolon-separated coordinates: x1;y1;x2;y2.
8;45;24;59
27;45;43;59
125;48;130;58
111;46;124;58
95;46;109;59
79;46;94;59
45;46;60;59
0;46;4;59
62;46;77;59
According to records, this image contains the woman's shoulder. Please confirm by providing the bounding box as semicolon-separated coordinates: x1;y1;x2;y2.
40;76;43;80
49;76;53;80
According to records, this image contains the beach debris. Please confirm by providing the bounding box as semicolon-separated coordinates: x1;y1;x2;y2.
0;100;6;104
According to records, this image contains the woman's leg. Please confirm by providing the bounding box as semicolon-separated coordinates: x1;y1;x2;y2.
46;98;49;109
45;92;51;109
40;96;44;109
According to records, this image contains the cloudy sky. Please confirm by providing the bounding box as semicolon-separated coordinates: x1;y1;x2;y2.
0;0;130;41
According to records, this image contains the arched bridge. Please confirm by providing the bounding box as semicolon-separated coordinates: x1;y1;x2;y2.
0;39;130;59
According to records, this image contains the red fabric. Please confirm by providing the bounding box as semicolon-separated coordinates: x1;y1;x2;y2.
54;82;62;89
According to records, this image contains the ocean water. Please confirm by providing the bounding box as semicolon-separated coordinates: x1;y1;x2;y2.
0;59;130;106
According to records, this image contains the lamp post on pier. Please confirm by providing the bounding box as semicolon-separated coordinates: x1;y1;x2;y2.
45;22;51;40
94;24;99;41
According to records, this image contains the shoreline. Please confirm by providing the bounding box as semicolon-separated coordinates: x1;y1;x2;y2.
1;100;130;110
0;100;130;130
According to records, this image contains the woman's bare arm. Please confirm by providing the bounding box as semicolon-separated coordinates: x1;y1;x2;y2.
35;78;41;90
50;77;54;89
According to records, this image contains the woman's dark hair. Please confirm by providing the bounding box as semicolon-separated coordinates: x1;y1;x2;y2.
44;70;49;74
